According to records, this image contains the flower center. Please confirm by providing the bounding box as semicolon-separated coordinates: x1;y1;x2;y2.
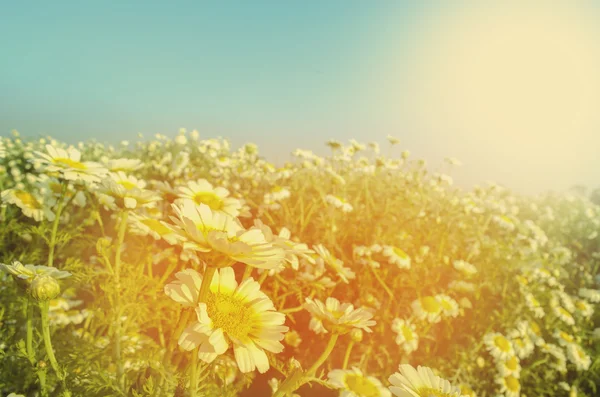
506;356;518;370
206;292;256;341
558;308;573;319
141;219;172;235
401;326;414;341
193;192;224;210
118;180;137;190
505;376;520;392
393;247;409;259
440;300;453;311
417;387;455;397
559;332;573;342
344;374;381;397
494;335;512;352
422;296;441;313
15;191;41;209
54;157;87;170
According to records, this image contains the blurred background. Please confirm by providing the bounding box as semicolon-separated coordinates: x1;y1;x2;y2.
1;0;599;194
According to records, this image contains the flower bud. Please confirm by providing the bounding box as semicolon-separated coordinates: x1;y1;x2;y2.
350;328;363;343
31;275;61;301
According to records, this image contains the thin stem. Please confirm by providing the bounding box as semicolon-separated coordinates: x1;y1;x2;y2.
47;183;69;268
306;333;339;376
242;264;253;281
40;301;63;380
189;350;198;397
257;271;269;286
113;210;129;391
26;298;35;364
342;341;354;370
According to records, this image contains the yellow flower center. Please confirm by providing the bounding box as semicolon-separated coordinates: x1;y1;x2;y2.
530;321;541;336
505;376;520;392
421;296;441;313
206;292;255;341
193;192;224;210
401;325;415;341
118;180;138;190
54;157;87;170
440;299;454;311
272;185;283;193
506;356;519;370
141;219;171;235
344;374;381;397
494;335;512;352
513;338;524;348
460;385;475;396
15;191;42;209
559;332;574;343
393;247;409;259
576;301;587;310
417;387;455;397
558;308;573;319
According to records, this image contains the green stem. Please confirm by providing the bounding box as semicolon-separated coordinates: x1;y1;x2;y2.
342;341;354;370
242;264;253;281
47;188;68;268
40;301;63;380
26;299;35;364
113;210;129;391
189;349;198;397
306;333;339;376
257;271;269;286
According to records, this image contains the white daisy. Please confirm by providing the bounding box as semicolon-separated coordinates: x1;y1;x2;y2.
328;367;391;397
388;364;462;397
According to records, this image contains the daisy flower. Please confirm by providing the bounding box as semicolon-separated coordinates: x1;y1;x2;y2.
452;260;477;277
554;330;576;347
496;355;521;378
552;305;575;326
540;343;568;373
325;194;353;213
170;202;284;269
284;330;302;348
328;367;391;397
411;296;443;324
435;294;460;318
566;343;591;371
448;280;476;293
459;384;476;397
578;288;600;303
574;299;594;318
382;246;411;269
0;261;71;294
99;172;161;209
507;330;534;359
165;267;288;374
1;188;55;222
176;179;242;217
34;144;107;183
128;212;178;243
524;292;545;318
388;364;462;397
304;297;376;335
495;375;520;397
313;244;355;283
483;332;514;361
391;318;419;354
103;158;143;172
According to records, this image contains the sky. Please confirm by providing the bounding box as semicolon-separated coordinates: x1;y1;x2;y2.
1;0;600;195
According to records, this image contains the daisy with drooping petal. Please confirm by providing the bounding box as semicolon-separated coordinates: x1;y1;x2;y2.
314;244;355;283
566;343;591;371
391;318;419;354
483;332;514;361
176;178;242;217
1;188;55;222
34;144;107;183
388;364;462;397
165;267;288;374
304;297;376;335
411;296;443;324
328;367;391;397
382;246;411;269
170;201;284;269
552;305;575;326
435;294;460;318
495;375;520;397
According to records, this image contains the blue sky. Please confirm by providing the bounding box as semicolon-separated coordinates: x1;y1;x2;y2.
2;1;599;194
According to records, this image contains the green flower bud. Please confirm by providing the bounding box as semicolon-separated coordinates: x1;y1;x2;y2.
350;328;363;343
30;275;61;301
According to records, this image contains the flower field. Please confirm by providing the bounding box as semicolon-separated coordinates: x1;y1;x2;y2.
0;130;599;397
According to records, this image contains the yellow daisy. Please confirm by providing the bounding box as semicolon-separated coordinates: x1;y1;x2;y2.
411;296;443;324
388;364;462;397
483;332;514;361
313;244;355;284
166;267;288;373
304;297;376;335
176;178;242;217
1;188;55;222
170;201;284;269
391;318;419;354
382;246;411;269
495;375;520;397
34;144;107;183
328;367;391;397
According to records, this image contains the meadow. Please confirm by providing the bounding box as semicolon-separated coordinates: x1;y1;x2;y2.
0;130;598;397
